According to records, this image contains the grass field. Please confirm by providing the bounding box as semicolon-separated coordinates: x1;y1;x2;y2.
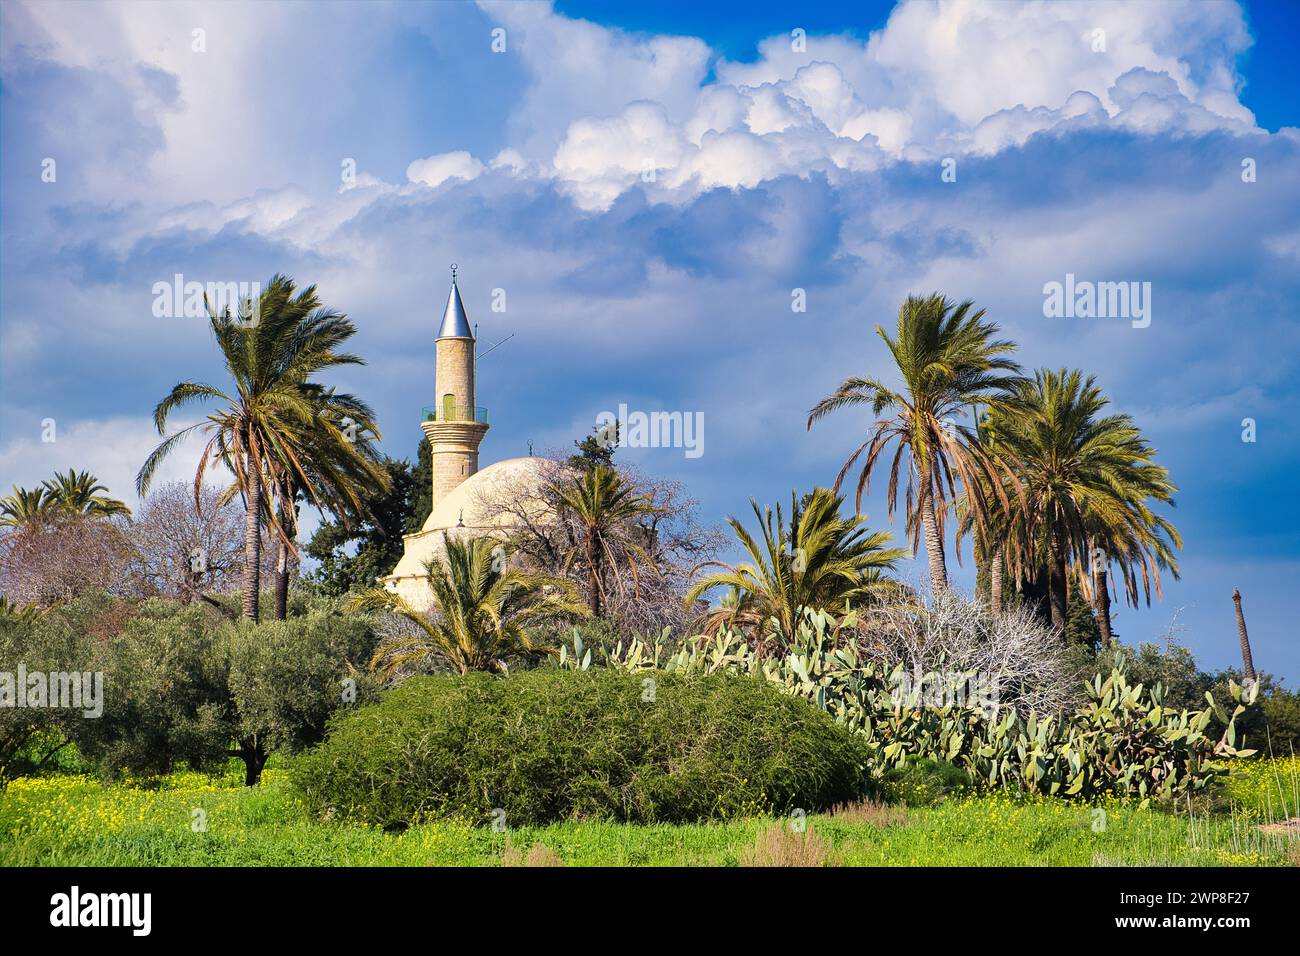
2;758;1297;867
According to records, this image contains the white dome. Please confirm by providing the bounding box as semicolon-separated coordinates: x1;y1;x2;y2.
380;456;552;610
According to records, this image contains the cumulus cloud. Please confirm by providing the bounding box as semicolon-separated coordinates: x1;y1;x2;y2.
481;0;712;157
2;0;1265;215
525;0;1262;209
407;150;486;189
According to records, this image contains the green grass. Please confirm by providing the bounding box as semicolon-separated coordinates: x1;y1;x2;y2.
3;760;1297;866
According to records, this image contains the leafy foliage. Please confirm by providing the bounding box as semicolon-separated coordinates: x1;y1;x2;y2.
138;273;389;620
41;470;131;519
559;608;1257;803
568;423;617;472
7;596;380;785
807;294;1024;592
478;455;719;635
305;456;420;596
292;669;869;827
223;608;383;758
350;535;588;678
1;470;129;531
67;600;232;780
685;487;903;646
0;607;96;778
0;486;58;530
980;369;1181;628
547;465;659;618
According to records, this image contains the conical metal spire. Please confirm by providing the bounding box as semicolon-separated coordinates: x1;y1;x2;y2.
438;264;473;339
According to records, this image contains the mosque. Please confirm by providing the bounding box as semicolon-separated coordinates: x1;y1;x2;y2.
380;270;549;610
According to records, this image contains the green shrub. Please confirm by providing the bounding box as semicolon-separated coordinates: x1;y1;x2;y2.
71;600;234;779
1257;690;1300;755
66;599;380;785
882;757;973;806
292;669;869;827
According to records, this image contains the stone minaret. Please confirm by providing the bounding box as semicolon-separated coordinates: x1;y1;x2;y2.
422;266;489;506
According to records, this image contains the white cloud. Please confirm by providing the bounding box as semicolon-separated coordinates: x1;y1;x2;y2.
480;0;712;157
3;0;1263;215
553;102;688;209
532;0;1262;209
0;416;217;510
962;91;1107;156
406;150;486;189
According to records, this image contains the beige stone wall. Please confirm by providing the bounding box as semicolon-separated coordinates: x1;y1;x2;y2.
435;337;474;411
423;422;486;503
426;334;486;508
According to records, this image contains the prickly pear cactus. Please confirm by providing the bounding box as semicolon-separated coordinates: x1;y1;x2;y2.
555;610;1257;801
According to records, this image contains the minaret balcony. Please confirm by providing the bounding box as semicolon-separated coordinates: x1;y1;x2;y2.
422;404;489;425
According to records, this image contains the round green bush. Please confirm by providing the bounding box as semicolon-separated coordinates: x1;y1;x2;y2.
881;757;974;806
291;669;868;827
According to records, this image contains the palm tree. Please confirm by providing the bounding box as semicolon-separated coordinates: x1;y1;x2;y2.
546;465;659;617
685;487;904;646
1085;501;1179;646
350;535;588;677
982;369;1181;631
260;390;389;620
0;596;45;623
0;486;57;530
807;294;1023;595
956;479;1018;616
138;275;388;620
42;470;131;519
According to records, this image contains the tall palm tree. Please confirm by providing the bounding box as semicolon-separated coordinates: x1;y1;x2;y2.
42;470;131;519
350;535;588;677
956;478;1020;617
546;465;659;617
138;275;387;620
259;390;389;620
1085;500;1179;646
0;486;57;530
982;369;1180;631
807;294;1023;595
685;487;904;646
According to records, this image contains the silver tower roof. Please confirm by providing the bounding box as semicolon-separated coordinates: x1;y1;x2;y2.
437;271;473;339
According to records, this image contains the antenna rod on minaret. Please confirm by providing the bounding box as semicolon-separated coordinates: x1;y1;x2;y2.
478;333;515;363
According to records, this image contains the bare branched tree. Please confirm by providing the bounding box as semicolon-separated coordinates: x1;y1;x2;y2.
0;515;135;606
860;586;1082;716
124;482;245;599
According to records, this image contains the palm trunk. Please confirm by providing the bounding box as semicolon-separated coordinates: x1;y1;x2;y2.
1232;588;1257;683
1047;530;1067;630
1093;564;1113;648
273;538;289;621
241;459;262;621
989;550;1003;616
586;530;601;617
919;494;948;595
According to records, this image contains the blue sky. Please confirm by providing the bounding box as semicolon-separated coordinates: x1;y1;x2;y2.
2;0;1297;680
